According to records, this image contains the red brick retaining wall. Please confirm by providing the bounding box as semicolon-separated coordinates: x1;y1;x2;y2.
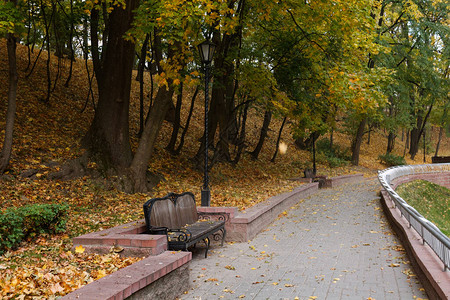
72;220;167;257
61;251;191;300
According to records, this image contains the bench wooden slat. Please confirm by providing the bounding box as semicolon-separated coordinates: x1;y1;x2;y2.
150;198;181;229
176;194;198;226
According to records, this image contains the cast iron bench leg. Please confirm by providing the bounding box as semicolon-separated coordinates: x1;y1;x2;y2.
221;228;226;246
203;237;210;258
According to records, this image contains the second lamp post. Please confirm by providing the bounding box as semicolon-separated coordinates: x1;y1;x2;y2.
198;40;216;207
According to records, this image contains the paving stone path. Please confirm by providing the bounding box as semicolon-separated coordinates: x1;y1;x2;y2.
181;178;428;300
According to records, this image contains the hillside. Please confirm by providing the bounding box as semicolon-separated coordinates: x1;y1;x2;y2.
0;38;449;211
1;38;449;213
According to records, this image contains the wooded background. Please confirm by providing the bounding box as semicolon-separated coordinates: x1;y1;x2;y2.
1;0;449;193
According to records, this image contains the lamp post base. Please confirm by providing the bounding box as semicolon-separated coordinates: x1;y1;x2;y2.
201;187;211;207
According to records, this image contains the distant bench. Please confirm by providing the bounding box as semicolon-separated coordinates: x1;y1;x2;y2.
432;156;450;164
143;192;227;258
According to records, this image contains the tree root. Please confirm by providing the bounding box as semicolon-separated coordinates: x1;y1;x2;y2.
48;152;89;180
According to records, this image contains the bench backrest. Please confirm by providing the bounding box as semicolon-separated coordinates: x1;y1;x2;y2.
143;192;198;230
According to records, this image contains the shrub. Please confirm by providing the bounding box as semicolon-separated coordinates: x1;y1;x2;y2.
378;153;406;166
315;138;351;167
0;203;68;254
326;156;349;168
17;203;69;238
0;211;24;254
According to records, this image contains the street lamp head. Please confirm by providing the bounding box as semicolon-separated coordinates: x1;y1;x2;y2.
198;40;216;64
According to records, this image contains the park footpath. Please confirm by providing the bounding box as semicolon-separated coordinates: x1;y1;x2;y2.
181;178;429;300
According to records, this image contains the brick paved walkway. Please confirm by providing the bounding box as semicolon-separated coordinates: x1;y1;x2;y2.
181;178;428;300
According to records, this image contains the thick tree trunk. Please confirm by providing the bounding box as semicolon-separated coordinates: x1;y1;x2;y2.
211;73;232;164
0;32;18;173
126;39;179;192
82;1;137;170
128;84;174;192
250;110;272;160
409;105;433;160
351;118;367;166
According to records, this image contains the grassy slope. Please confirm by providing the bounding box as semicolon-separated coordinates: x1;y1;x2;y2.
396;180;450;237
0;39;449;297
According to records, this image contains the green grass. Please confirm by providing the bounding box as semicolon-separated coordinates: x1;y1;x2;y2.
396;180;450;237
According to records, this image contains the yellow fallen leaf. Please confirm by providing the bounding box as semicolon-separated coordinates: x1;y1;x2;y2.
96;269;107;280
206;278;218;282
75;245;85;254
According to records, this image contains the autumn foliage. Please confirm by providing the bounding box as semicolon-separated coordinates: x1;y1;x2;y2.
0;0;449;295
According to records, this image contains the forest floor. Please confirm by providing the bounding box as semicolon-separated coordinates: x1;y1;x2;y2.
0;39;449;298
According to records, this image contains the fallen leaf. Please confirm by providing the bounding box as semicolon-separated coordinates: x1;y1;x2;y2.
75;245;85;254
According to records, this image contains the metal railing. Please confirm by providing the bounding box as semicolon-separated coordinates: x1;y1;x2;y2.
378;163;450;272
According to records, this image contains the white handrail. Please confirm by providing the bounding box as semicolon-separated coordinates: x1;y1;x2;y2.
378;163;450;271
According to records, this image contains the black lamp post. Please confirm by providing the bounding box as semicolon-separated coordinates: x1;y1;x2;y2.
198;40;216;207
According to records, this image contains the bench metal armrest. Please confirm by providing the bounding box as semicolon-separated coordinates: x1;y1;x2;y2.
148;226;168;235
197;211;229;222
167;228;192;243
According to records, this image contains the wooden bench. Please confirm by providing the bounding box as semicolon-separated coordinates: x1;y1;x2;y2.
143;192;227;258
432;156;450;163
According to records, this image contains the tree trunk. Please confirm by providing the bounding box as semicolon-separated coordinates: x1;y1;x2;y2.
0;31;18;173
409;115;422;160
351;118;367;166
232;102;249;165
138;34;150;137
386;131;396;154
329;128;334;149
434;126;443;157
82;1;137;171
175;87;199;155
250;110;272;160
166;83;183;153
41;0;55;103
409;105;433;160
64;0;75;87
128;84;174;192
271;117;287;163
126;39;179;192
